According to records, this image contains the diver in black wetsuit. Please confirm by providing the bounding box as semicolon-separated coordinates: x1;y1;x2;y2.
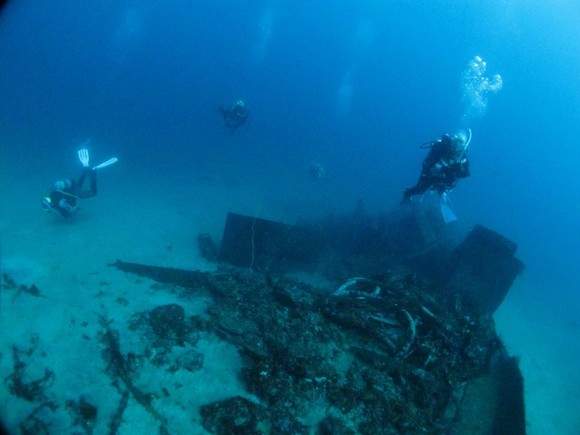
402;130;471;204
219;100;249;134
41;147;117;218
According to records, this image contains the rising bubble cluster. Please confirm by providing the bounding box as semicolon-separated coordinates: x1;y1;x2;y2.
461;56;503;124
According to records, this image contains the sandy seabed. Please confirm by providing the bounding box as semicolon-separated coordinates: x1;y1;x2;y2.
1;149;579;434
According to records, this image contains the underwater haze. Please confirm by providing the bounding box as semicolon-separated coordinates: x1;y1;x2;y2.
1;0;580;432
3;0;578;292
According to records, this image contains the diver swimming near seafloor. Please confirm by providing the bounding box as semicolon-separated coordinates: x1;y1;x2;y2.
41;144;118;218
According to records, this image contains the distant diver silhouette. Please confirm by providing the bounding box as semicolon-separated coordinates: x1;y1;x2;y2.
219;100;249;134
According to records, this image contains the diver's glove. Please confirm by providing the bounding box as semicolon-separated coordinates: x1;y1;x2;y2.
78;148;90;168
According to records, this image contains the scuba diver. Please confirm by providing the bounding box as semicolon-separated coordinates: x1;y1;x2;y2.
41;146;118;218
219;100;249;134
401;129;472;220
309;162;326;180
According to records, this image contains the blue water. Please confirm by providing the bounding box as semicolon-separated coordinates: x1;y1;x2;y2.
2;1;580;432
1;2;578;293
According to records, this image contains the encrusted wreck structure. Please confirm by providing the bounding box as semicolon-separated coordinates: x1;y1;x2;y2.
2;208;526;434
